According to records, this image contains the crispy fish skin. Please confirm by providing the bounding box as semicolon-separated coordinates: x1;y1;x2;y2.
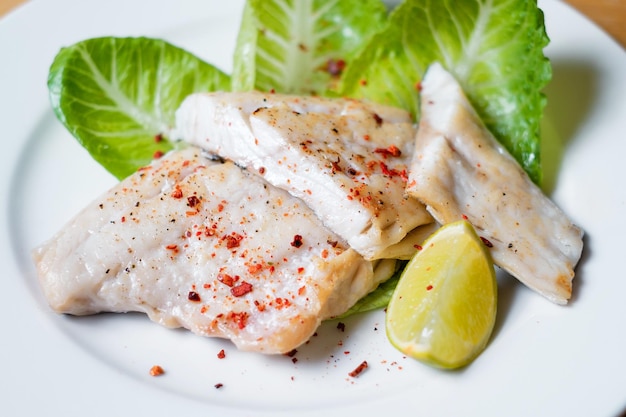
174;91;433;260
33;147;380;353
406;63;584;305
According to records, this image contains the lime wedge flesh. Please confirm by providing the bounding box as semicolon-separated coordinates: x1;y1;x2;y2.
385;220;497;369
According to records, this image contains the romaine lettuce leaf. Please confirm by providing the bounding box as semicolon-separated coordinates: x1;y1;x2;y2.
340;0;551;184
48;37;231;179
231;0;388;95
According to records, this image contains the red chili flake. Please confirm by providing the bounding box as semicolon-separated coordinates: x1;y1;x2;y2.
331;158;342;174
231;281;253;297
379;161;392;175
223;233;243;249
389;145;402;156
121;216;126;223
187;195;201;208
374;145;402;158
229;311;249;329
188;291;201;302
462;214;469;220
349;361;369;378
247;263;264;274
166;244;178;251
149;365;165;376
154;133;163;142
337;322;346;332
298;286;306;296
217;349;226;359
414;244;423;250
291;234;304;248
258;167;266;175
480;236;494;248
274;297;291;309
426;285;433;291
297;267;305;274
326;58;346;76
372;113;383;126
153;150;164;159
327;240;338;248
171;188;183;199
360;79;367;86
379;161;398;177
214;383;223;389
416;81;423;91
217;273;235;287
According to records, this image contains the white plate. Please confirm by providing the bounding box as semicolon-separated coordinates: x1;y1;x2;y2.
1;1;625;416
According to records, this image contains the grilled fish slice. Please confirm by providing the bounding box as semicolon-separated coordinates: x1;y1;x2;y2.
174;91;433;260
33;147;383;353
406;63;584;304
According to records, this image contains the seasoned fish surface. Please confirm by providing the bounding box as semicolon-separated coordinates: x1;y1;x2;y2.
174;91;433;260
406;63;584;305
33;147;378;353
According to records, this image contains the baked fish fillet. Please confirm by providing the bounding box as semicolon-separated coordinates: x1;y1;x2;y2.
173;91;433;260
33;147;385;353
406;63;584;305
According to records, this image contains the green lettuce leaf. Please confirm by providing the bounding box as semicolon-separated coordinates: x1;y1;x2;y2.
48;37;231;179
340;0;551;184
231;0;388;95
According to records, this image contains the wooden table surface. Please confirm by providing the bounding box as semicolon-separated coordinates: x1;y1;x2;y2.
1;0;625;48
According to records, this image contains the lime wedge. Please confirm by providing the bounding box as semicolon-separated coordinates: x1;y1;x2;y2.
385;220;497;369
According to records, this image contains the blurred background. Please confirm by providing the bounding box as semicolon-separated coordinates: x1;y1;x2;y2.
1;0;625;49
